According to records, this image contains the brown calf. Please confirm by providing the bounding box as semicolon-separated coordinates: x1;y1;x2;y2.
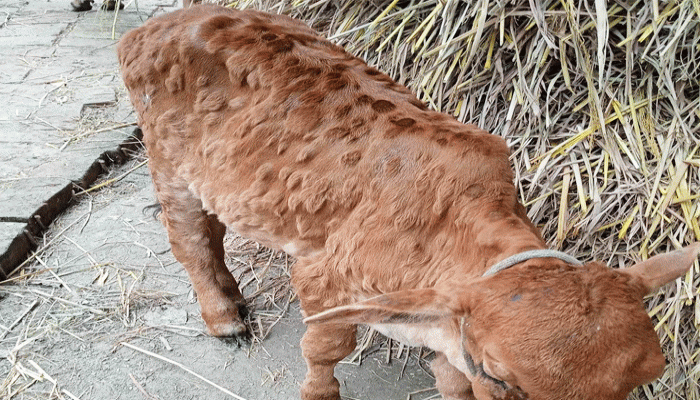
117;5;699;399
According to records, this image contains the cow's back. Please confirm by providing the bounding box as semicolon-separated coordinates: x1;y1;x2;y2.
117;4;516;272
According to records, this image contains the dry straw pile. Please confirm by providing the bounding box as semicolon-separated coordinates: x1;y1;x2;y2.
228;0;700;398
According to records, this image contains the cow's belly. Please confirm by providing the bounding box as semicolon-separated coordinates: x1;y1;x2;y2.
370;323;472;378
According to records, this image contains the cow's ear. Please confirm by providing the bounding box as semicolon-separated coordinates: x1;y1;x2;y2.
303;288;464;325
620;242;700;294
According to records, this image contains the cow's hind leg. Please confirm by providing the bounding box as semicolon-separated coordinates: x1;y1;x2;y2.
154;173;247;338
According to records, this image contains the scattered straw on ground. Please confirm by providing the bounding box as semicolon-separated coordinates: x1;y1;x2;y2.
225;0;698;398
223;235;294;344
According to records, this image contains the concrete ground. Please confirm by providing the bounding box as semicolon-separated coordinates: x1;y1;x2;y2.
0;1;437;399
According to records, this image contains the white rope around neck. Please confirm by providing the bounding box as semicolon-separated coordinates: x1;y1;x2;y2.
482;249;583;277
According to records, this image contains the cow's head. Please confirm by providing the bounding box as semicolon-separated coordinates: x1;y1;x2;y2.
305;243;700;400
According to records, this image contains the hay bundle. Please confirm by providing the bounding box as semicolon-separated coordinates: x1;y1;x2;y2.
228;0;699;398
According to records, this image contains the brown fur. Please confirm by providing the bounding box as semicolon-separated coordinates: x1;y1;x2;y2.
118;5;699;399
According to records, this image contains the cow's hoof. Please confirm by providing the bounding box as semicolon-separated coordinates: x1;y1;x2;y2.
300;386;341;400
203;302;250;338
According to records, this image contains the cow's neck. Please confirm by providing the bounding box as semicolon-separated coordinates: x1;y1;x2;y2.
470;208;546;275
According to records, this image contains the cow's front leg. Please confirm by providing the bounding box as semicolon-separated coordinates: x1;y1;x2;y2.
432;352;475;400
300;322;356;400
